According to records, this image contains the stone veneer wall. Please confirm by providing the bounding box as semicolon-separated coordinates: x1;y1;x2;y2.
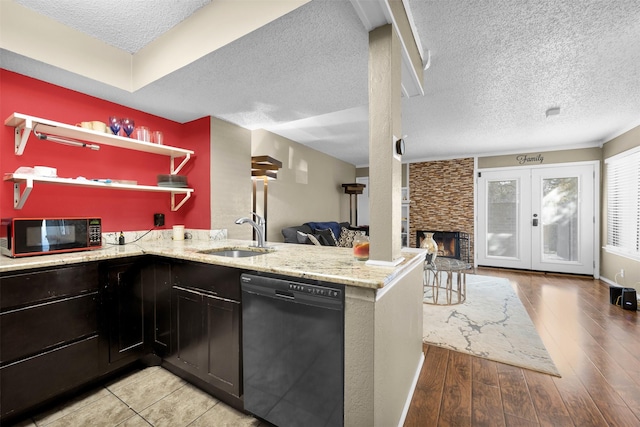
409;158;475;263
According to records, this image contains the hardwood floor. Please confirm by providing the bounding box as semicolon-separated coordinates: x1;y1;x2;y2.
405;268;640;426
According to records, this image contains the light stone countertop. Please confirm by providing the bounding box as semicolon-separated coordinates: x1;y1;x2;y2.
0;236;426;289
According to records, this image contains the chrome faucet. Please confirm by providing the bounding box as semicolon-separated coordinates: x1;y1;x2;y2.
235;212;266;248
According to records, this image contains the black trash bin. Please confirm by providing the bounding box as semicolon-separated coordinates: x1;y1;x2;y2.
621;288;638;311
610;286;623;305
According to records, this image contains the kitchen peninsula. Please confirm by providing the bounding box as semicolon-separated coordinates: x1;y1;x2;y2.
0;234;426;427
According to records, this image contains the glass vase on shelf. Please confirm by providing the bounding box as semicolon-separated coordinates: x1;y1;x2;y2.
421;232;438;267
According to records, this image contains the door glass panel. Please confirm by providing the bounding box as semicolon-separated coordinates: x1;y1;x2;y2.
541;177;578;262
487;180;518;257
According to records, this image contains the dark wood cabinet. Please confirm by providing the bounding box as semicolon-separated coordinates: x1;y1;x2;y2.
145;258;172;357
1;337;100;420
174;287;204;371
0;256;245;421
1;293;98;364
168;262;242;398
1;263;99;310
0;264;100;421
204;292;241;396
102;259;145;367
172;286;241;396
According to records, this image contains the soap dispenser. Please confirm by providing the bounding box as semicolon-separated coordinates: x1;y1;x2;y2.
118;232;125;245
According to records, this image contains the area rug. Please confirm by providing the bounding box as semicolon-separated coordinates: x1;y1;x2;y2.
422;273;561;377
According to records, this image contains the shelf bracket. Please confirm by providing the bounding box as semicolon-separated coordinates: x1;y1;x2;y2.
14;118;33;155
171;191;191;211
13;178;33;209
171;153;191;175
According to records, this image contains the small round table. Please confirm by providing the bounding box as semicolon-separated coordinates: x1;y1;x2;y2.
424;257;471;305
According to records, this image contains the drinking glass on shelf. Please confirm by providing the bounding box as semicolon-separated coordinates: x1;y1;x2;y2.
152;131;164;145
135;126;150;142
108;116;121;136
121;118;135;137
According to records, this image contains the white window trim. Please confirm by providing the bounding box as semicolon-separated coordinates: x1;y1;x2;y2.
604;145;640;261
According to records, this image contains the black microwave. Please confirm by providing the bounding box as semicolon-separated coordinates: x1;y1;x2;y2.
1;218;102;258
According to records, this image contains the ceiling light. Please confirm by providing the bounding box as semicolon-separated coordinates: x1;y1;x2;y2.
545;107;561;118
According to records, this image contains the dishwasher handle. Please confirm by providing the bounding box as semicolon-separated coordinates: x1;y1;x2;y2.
275;290;295;300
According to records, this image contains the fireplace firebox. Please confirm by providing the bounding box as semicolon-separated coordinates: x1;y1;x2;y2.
416;230;470;263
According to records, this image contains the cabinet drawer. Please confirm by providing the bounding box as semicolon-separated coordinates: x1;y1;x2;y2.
173;262;241;300
1;264;99;310
1;335;99;420
1;293;98;364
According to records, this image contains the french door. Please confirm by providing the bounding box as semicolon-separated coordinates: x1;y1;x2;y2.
477;163;597;275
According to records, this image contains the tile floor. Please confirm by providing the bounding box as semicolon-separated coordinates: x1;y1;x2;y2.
12;366;267;427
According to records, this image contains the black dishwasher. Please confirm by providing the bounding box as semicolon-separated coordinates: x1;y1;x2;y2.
241;273;344;427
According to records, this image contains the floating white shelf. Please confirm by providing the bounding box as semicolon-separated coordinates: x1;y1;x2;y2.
4;112;196;211
4;173;193;211
5;112;194;174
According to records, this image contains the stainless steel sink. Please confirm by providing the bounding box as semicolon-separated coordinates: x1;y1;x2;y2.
198;248;271;258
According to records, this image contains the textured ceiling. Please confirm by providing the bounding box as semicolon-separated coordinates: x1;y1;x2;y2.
2;0;640;167
13;0;211;53
401;0;640;162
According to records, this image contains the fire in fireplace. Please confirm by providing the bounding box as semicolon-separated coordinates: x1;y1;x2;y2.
416;230;470;263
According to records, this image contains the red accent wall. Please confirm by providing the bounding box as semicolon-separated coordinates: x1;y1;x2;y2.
0;70;210;232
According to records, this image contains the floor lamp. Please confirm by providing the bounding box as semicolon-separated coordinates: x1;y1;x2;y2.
342;183;366;226
251;156;282;240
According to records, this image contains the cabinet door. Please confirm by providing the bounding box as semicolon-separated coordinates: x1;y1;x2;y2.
204;295;241;396
173;287;204;372
149;260;172;356
168;262;243;401
106;261;145;364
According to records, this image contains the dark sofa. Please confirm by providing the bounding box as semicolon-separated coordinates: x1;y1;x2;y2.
281;221;367;247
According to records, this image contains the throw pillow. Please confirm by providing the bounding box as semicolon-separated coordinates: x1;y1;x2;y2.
316;228;338;246
307;234;322;246
296;230;322;246
282;225;313;243
296;231;309;244
338;227;366;247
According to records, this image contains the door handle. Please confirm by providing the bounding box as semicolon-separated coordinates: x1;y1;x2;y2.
532;214;538;227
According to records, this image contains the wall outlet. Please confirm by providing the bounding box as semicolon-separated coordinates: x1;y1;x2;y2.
620;269;625;278
154;213;165;227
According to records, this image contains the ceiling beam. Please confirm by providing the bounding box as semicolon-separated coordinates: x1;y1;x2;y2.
350;0;425;97
0;1;132;90
0;0;310;92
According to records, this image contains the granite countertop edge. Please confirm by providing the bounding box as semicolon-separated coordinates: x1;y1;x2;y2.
0;239;427;289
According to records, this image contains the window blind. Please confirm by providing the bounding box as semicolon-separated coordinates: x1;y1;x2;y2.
605;146;640;259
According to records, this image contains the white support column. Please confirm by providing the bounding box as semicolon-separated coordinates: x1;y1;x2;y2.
367;24;402;264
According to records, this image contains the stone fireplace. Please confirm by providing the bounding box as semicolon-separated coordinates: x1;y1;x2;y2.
416;230;470;263
408;158;475;265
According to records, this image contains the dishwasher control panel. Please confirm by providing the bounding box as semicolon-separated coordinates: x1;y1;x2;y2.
241;273;343;305
288;283;341;299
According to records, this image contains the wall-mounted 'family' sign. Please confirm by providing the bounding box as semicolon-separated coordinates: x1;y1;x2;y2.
516;154;544;164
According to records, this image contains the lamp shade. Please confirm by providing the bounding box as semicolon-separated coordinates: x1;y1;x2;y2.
342;183;366;194
252;155;282;179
